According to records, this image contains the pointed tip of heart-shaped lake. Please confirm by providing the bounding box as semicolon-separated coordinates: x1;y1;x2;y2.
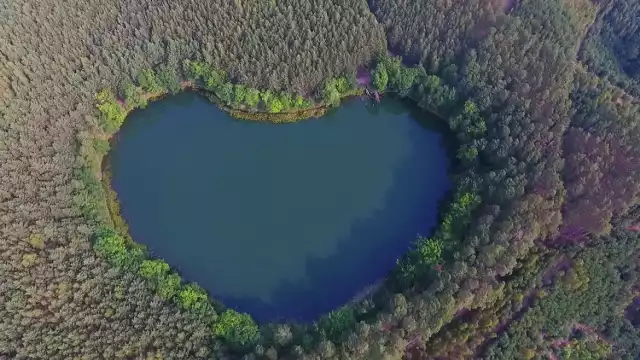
109;91;451;322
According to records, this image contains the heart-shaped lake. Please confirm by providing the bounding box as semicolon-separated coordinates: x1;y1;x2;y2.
109;91;450;322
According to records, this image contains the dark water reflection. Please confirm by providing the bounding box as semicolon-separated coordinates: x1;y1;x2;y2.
110;92;450;322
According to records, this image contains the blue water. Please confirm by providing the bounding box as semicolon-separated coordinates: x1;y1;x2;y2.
110;92;450;322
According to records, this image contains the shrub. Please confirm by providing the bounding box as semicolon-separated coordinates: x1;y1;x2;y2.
178;284;210;311
119;80;147;108
93;227;146;271
245;88;261;107
157;273;181;300
214;310;259;348
372;63;388;91
157;67;182;94
233;84;247;105
95;89;126;131
138;259;170;279
94;229;135;268
137;69;162;93
416;236;443;265
317;306;356;342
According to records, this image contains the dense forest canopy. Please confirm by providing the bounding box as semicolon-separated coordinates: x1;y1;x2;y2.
1;0;639;358
580;0;640;95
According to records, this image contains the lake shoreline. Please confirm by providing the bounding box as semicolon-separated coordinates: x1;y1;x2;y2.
104;93;451;322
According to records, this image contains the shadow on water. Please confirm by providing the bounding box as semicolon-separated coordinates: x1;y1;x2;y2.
111;92;453;323
216;103;451;322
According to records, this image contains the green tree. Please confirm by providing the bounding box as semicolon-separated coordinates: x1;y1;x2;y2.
138;259;170;279
203;67;226;89
233;84;247;105
178;284;210;311
214;310;259;347
260;89;273;104
183;59;205;80
137;69;162;93
245;88;261;107
415;236;443;265
322;78;342;106
372;63;388;91
278;92;292;111
293;95;306;108
157;273;181;300
157;67;181;94
457;143;479;162
93;229;141;269
216;82;234;104
317;307;356;342
95;89;127;131
394;67;420;93
266;97;284;113
119;80;146;108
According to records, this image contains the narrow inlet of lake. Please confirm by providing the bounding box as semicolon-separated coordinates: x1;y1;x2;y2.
109;91;451;322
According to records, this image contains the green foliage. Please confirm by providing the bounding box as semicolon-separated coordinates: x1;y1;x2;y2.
28;234;45;250
93;228;140;269
415;236;443;265
580;0;639;96
456;143;479;162
446;100;486;161
157;273;182;300
561;71;640;236
184;60;318;112
119;80;147;108
233;84;247;105
322;81;341;106
157;67;181;94
293;95;307;108
137;69;162;93
216;82;234;104
372;63;388;91
260;89;273;104
5;0;393;356
183;59;205;80
93;228;211;312
177;284;210;311
378;55;422;93
14;0;640;357
95;88;115;105
265;96;284;113
438;192;480;239
561;339;612;360
92;138;110;156
138;259;170;279
95;89;126;131
278;92;292;111
245;88;261;107
183;61;228;93
483;229;639;359
259;89;286;112
322;76;354;107
73;164;109;226
369;55;426;97
398;189;480;283
214;310;259;347
394;67;421;93
317;306;356;342
414;74;458;114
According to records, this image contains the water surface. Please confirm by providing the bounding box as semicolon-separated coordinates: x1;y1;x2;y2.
110;92;450;322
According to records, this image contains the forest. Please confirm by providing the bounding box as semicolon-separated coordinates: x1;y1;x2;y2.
0;0;638;358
